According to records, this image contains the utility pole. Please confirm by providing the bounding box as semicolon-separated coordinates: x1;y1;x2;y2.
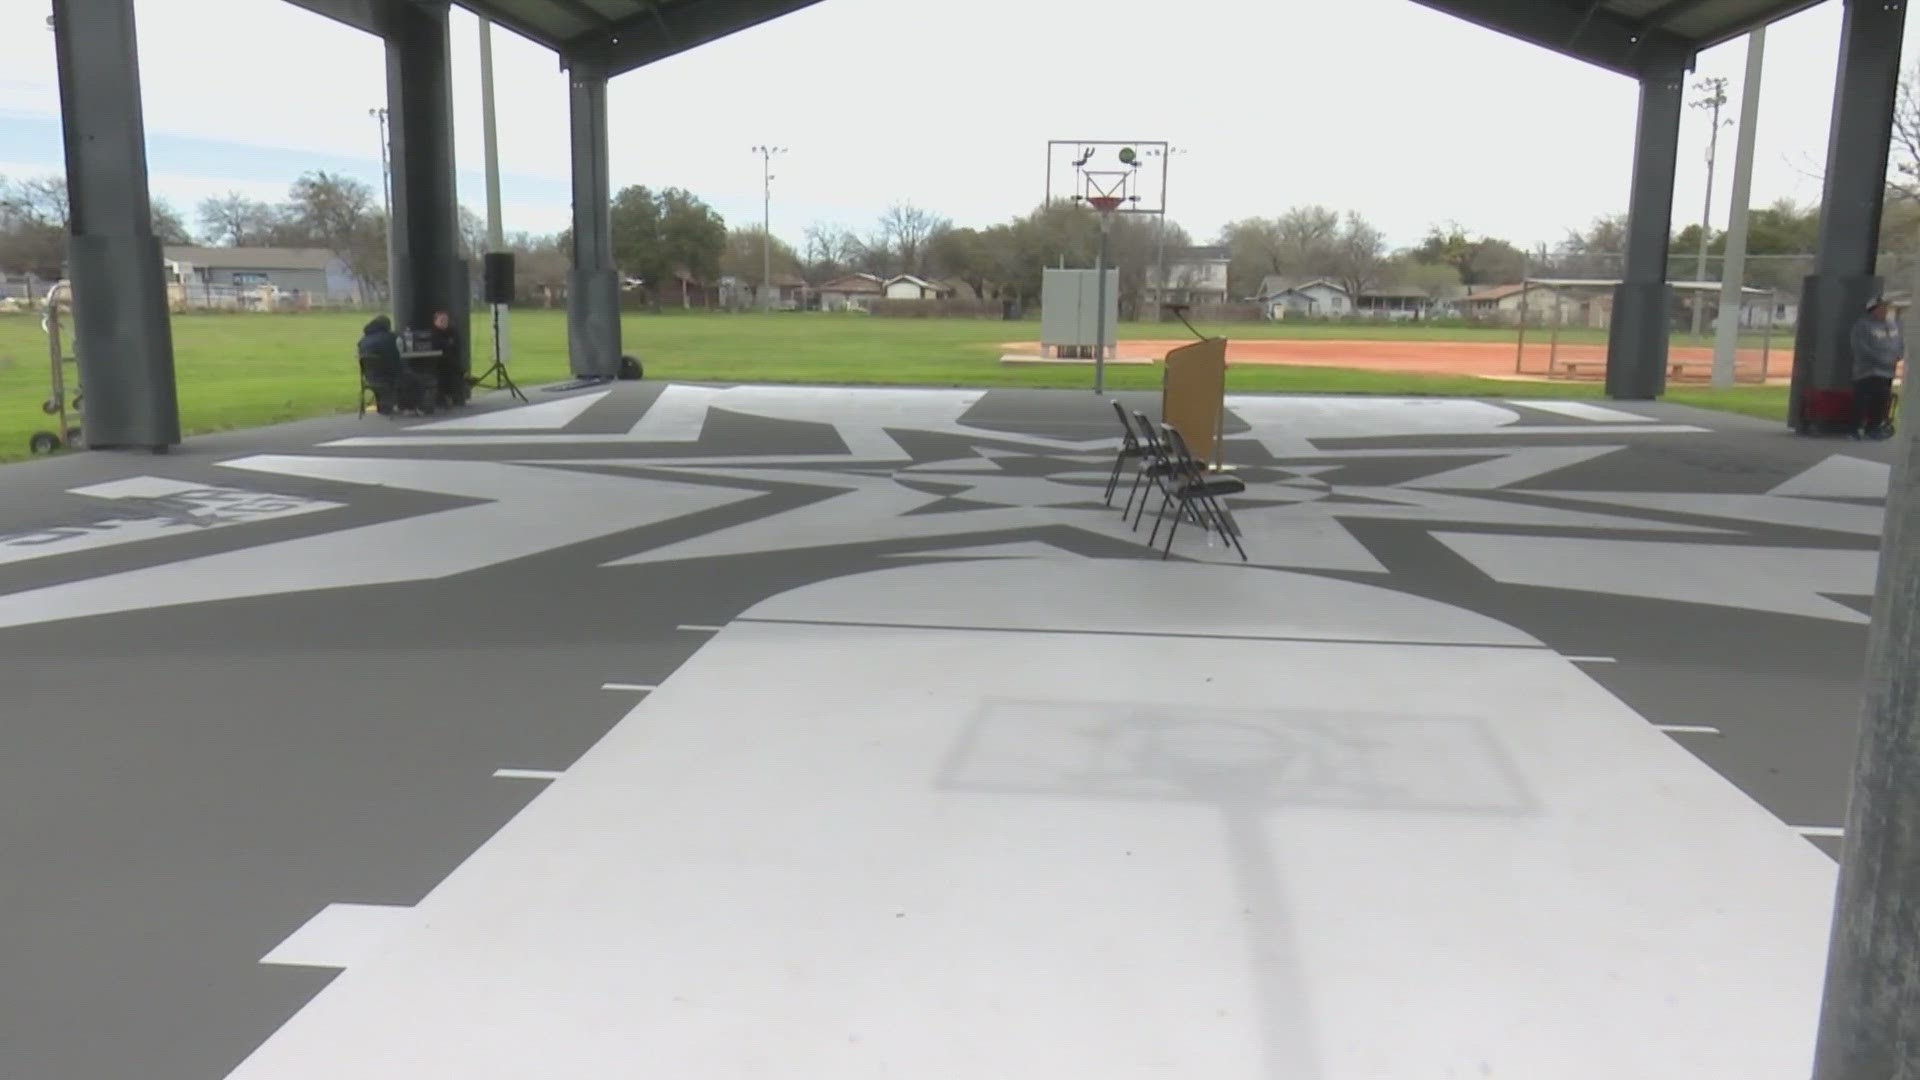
752;145;785;311
1712;31;1765;389
1689;75;1731;337
369;106;395;306
1808;260;1920;1078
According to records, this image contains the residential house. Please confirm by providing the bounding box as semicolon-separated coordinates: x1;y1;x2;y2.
1254;276;1351;319
882;274;953;301
657;270;721;309
1147;245;1232;307
162;246;362;305
1460;282;1587;324
720;272;809;310
1354;286;1431;320
816;272;885;311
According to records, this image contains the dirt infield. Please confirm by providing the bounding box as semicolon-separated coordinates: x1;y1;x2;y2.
1002;338;1793;383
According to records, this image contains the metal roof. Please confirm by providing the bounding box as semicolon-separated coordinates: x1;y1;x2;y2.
282;0;826;75
289;0;1823;79
1408;0;1828;77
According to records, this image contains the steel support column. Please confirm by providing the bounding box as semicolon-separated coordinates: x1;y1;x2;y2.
566;63;621;379
384;0;469;384
1605;67;1685;401
50;0;179;451
1790;0;1908;433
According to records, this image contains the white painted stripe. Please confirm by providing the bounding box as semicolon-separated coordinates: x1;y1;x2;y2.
601;682;657;692
260;903;414;969
1796;826;1845;838
410;390;610;432
493;769;565;781
1512;400;1655;424
1566;655;1617;663
677;624;723;633
1656;725;1723;736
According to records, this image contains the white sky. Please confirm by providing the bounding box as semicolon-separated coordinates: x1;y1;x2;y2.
0;0;1914;251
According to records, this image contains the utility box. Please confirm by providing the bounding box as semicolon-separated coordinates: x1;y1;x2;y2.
1040;268;1119;359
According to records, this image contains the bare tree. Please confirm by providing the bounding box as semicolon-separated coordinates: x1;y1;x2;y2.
197;192;274;246
0;174;69;277
151;199;193;245
877;202;948;277
1893;63;1920;205
1329;212;1388;307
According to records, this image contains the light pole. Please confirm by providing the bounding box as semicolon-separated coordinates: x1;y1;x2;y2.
369;106;395;306
1712;31;1766;389
1689;76;1731;337
752;145;786;311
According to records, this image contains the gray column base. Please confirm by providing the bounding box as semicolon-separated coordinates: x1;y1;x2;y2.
568;268;622;379
1790;273;1883;433
1605;282;1672;400
68;234;180;449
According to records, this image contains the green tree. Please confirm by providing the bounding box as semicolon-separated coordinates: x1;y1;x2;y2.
610;185;727;297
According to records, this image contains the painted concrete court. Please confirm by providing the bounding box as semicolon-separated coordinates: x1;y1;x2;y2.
0;383;1893;1079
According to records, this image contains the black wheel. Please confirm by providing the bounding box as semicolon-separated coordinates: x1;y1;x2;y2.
619;355;644;381
29;431;60;455
41;398;59;415
63;426;81;448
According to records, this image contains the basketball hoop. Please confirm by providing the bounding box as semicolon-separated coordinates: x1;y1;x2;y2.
1086;195;1124;214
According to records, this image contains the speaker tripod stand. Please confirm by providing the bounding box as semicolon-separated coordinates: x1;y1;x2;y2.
471;303;528;403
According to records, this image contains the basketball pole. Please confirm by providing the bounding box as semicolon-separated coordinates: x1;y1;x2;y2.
1094;209;1111;395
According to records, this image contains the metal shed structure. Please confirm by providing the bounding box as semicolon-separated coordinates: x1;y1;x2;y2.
46;0;1907;448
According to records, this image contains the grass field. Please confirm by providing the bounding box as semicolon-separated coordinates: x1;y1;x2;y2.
0;309;1789;464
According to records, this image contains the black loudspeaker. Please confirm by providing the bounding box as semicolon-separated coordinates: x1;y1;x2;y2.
482;252;515;304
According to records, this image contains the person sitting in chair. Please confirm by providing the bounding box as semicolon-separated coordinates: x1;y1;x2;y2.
428;309;464;404
357;314;406;415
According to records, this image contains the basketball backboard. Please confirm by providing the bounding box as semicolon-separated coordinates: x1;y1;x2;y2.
1044;140;1168;215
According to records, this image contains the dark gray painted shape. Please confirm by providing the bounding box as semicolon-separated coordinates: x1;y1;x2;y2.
1606;69;1684;401
1790;0;1909;429
50;0;180;451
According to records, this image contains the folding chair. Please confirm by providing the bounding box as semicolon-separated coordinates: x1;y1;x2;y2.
357;354;392;418
1113;399;1136;507
1150;423;1249;562
1127;410;1181;531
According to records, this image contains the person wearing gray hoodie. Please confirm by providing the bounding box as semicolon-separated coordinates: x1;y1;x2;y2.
1850;296;1904;440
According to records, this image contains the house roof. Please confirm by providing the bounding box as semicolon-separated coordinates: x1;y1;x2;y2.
883;274;941;291
1463;283;1534;303
164;246;337;271
819;273;884;293
1255;275;1346;300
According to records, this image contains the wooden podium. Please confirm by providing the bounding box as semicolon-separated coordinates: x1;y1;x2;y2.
1162;337;1229;468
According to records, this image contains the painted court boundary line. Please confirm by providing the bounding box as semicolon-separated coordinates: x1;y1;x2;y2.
736;616;1552;652
1656;724;1723;736
493;769;565;781
601;682;657;692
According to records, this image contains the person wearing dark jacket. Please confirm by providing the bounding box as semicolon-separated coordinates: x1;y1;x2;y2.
356;315;408;415
1850;297;1905;440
